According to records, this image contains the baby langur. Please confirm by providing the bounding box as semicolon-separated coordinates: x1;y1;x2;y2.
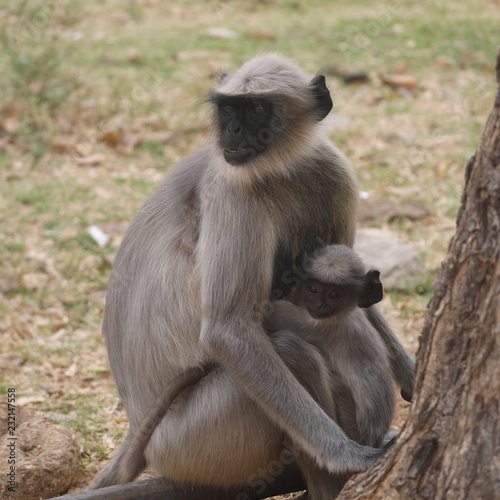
112;244;396;485
266;244;395;447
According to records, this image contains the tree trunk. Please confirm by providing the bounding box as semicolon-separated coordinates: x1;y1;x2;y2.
338;48;500;500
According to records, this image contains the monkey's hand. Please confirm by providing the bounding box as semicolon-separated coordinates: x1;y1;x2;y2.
397;358;415;402
320;439;386;474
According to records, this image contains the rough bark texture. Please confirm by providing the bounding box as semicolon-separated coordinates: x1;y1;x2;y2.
338;48;500;500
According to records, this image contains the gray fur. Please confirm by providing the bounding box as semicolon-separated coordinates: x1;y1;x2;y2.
89;55;411;499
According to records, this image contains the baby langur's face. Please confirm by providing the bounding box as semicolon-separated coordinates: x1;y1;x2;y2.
300;281;358;320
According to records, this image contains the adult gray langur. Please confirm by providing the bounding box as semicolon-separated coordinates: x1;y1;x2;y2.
90;54;414;498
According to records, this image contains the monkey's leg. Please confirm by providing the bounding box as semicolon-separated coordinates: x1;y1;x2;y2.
292;451;351;500
270;330;337;419
271;332;356;499
330;374;361;443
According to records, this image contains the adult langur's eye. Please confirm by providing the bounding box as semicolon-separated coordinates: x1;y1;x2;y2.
308;286;318;294
252;105;265;115
222;105;235;113
328;291;340;300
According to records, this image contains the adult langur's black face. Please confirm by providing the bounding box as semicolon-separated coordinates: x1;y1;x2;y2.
211;95;273;166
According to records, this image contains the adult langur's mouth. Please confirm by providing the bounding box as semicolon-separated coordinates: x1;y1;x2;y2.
223;148;254;165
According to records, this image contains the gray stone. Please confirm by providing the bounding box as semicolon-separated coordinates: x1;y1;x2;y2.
354;228;425;290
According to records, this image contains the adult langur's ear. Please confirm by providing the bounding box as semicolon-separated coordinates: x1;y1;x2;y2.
310;74;333;121
359;270;384;308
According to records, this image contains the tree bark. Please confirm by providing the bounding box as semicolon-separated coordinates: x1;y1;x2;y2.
338;48;500;500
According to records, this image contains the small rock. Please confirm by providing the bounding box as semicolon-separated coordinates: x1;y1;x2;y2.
354;228;425;290
379;73;418;91
0;418;79;499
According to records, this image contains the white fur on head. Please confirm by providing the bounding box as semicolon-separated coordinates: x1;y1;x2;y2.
303;244;366;285
217;53;312;98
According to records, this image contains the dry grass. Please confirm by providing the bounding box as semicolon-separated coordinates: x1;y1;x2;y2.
0;0;498;494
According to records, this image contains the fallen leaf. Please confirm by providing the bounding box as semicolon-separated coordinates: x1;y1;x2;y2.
12;323;34;339
99;129;125;147
65;362;78;377
74;154;106;166
0;117;20;134
435;56;455;68
51;137;78;153
319;64;370;84
379;73;418;91
17;396;46;405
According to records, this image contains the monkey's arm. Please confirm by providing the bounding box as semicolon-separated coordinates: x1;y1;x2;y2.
198;197;383;474
333;317;395;447
365;306;415;401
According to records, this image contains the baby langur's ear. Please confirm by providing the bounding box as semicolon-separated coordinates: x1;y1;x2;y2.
359;270;383;308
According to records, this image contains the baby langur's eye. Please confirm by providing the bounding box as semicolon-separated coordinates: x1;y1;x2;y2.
328;291;340;300
308;285;318;294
